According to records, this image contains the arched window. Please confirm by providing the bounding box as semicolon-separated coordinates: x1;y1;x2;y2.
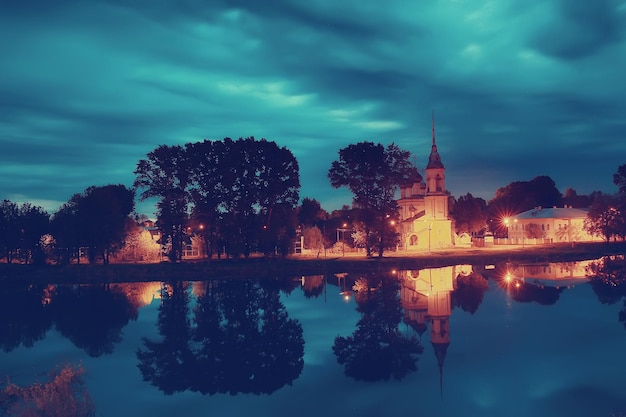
409;234;418;246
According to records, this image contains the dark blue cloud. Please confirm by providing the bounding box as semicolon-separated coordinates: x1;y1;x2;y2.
1;0;625;215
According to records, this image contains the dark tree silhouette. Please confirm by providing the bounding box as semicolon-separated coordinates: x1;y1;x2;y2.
0;200;20;263
52;285;138;357
0;284;53;352
137;281;194;395
487;176;562;232
452;271;489;314
328;142;419;257
135;145;191;262
137;280;304;396
333;274;423;381
450;193;488;234
51;185;134;264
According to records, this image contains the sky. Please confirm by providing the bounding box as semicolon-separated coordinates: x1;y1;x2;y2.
2;0;626;217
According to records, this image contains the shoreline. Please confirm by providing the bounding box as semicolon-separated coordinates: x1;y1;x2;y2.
1;241;625;284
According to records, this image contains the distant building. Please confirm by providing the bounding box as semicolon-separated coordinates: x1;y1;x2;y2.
507;206;602;244
396;114;453;251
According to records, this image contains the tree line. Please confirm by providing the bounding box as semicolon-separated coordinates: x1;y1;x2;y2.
1;136;626;264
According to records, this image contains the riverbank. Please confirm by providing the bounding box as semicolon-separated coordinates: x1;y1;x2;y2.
1;241;625;284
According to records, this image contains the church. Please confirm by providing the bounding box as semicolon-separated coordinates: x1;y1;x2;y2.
396;115;453;251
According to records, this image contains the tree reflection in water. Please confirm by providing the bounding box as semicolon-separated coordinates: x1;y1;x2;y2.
52;284;139;357
137;279;304;395
333;273;423;382
589;256;626;330
452;269;488;314
0;284;53;352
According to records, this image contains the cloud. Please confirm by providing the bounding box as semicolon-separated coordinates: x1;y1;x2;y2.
1;0;625;214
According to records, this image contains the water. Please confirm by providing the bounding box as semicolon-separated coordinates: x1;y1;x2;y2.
2;258;626;417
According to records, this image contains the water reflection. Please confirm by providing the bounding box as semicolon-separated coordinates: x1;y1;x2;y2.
398;265;488;397
53;284;139;357
2;257;626;416
0;284;53;352
137;280;304;395
588;255;626;330
499;261;593;305
333;272;423;382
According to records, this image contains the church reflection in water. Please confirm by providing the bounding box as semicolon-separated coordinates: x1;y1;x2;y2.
398;265;477;397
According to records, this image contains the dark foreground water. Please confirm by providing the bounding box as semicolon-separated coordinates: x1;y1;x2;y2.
2;257;626;417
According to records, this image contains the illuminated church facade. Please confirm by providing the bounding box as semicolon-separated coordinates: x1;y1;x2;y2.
396;115;453;251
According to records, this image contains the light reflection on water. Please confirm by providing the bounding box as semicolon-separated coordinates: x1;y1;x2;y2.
1;256;626;417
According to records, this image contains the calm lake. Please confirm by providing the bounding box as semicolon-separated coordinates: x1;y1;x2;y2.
2;257;626;417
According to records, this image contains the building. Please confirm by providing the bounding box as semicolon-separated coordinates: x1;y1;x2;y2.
397;114;453;251
506;206;602;244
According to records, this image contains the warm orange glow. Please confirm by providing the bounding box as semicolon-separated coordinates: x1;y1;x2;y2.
504;272;512;283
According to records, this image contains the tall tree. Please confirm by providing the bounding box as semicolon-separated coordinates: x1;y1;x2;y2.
134;145;191;262
487;175;563;232
328;142;419;257
17;203;50;264
449;193;487;234
51;185;134;264
0;200;20;263
614;164;626;197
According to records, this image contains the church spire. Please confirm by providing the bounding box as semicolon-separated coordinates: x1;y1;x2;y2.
432;110;436;146
426;112;444;169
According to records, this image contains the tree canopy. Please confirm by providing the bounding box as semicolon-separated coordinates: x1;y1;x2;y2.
134;137;300;260
328;142;419;257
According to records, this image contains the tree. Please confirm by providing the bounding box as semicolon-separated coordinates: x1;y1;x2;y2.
333;273;423;381
525;223;544;239
17;203;50;264
614;164;626;197
487;176;563;230
302;226;324;254
450;193;487;234
584;192;621;241
0;200;19;263
215;138;300;257
562;187;592;208
328;142;419;257
134;145;191;262
51;185;135;264
297;198;325;227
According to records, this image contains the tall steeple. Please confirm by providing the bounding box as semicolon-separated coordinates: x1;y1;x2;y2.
427;111;444;170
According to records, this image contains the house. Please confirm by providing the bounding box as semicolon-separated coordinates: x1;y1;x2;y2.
396;114;453;251
506;206;602;244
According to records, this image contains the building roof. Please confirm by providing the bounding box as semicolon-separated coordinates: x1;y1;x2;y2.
513;206;589;220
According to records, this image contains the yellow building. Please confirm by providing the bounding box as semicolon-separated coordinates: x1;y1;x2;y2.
506;206;602;244
397;115;453;251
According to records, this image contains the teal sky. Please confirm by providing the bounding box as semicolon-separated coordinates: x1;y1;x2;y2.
1;0;625;216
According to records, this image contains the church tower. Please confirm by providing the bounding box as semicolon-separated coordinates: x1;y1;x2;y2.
424;112;449;220
396;112;453;251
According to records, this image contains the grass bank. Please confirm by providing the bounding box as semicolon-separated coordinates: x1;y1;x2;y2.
1;241;625;285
